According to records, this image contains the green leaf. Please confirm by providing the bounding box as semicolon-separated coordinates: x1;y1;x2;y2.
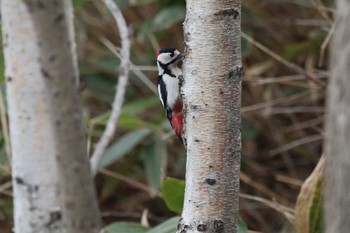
114;0;158;9
152;6;185;31
309;180;323;233
147;217;181;233
103;222;149;233
73;0;85;10
123;97;159;115
162;178;185;213
118;113;148;130
242;119;258;140
241;29;252;58
237;217;248;233
99;128;151;168
295;156;324;233
144;137;167;189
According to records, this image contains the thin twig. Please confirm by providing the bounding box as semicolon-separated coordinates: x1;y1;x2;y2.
0;181;13;196
241;32;326;87
240;172;292;206
310;0;333;24
99;168;161;197
283;116;324;133
99;37;158;94
251;74;328;86
90;0;131;176
240;193;295;223
242;90;322;114
274;174;304;187
268;106;324;115
319;22;335;67
269;134;323;156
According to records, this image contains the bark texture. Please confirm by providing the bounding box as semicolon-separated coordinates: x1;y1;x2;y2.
179;1;242;232
324;1;350;232
1;0;100;232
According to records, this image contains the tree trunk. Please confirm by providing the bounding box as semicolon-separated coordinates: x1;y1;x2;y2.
178;1;243;233
324;1;350;232
1;1;100;232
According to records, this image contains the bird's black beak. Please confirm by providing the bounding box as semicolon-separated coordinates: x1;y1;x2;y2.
173;53;184;64
177;53;184;60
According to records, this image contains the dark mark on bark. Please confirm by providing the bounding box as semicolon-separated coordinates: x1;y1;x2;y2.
41;68;51;78
46;210;62;228
197;224;207;232
195;139;200;142
49;54;56;62
205;178;216;185
7;76;12;82
53;91;60;98
213;220;224;232
207;147;211;150
229;66;244;80
56;120;61;126
37;0;45;9
214;8;240;19
15;177;25;185
190;105;201;110
54;13;64;23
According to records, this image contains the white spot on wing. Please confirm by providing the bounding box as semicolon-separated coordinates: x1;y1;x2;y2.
158;84;164;107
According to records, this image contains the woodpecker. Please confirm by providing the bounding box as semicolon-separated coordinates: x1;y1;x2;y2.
156;48;184;144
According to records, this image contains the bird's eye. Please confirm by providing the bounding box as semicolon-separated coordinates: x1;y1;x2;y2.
170;53;174;58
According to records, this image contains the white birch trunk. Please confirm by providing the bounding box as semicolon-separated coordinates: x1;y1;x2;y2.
324;0;350;232
1;1;100;232
178;1;242;232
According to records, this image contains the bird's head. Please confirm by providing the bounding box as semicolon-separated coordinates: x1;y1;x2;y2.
156;48;184;66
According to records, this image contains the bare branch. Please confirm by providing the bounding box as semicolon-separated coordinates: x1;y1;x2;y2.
90;0;131;176
241;32;326;87
240;193;295;223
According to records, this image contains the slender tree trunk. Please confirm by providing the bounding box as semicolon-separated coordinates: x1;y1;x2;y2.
178;1;243;233
324;1;350;232
1;1;100;232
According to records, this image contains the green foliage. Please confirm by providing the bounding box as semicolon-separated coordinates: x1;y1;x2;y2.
102;217;180;233
309;180;323;233
151;6;185;31
237;218;248;233
241;29;252;58
114;0;158;9
143;136;167;189
99;128;151;168
162;178;185;213
103;222;149;233
242;119;258;140
147;217;180;233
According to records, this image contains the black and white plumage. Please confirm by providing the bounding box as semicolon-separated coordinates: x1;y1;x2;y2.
156;48;184;142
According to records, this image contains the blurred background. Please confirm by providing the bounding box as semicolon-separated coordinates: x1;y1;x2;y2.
0;0;332;232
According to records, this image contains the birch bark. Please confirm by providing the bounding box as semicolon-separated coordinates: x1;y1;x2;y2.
178;1;243;232
324;0;350;232
1;0;100;232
